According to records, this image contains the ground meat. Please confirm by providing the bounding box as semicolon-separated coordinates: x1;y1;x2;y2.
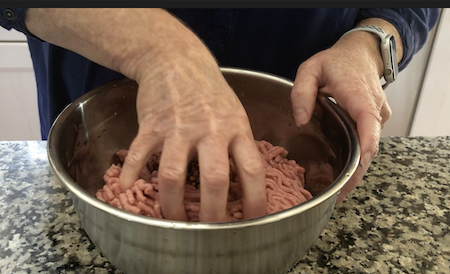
96;140;313;222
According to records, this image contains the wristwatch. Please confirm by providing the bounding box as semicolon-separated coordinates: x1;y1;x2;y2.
341;25;398;90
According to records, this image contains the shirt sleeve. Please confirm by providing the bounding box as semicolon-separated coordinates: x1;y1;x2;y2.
0;8;42;40
356;8;440;71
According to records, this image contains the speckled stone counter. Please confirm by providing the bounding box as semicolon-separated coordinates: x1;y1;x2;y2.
1;137;449;274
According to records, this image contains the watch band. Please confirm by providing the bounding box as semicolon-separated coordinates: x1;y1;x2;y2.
343;25;388;44
341;25;398;90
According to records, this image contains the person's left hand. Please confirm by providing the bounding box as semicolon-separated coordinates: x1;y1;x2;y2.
290;21;401;202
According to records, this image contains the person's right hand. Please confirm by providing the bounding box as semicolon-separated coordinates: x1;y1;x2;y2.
117;14;268;222
25;8;267;222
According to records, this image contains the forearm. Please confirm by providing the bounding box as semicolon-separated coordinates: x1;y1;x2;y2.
24;8;216;82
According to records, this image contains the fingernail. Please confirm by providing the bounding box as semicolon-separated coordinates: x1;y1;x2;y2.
362;152;373;168
294;109;308;127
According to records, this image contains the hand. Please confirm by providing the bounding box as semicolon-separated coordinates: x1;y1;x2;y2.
290;19;402;202
25;8;267;222
119;28;267;222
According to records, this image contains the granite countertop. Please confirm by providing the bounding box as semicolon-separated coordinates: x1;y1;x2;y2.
0;137;449;274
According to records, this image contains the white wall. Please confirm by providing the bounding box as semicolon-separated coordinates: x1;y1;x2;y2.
410;8;450;136
381;25;436;137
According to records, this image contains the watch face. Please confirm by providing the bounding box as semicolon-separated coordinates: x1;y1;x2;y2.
389;35;398;81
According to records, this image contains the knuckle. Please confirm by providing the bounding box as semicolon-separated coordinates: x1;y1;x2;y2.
361;105;383;125
372;112;383;124
238;158;265;179
158;165;185;184
139;126;164;140
290;89;304;100
201;167;230;187
123;151;141;167
296;57;315;71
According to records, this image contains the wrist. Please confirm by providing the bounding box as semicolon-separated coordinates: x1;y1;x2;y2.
339;20;403;89
333;31;385;78
356;18;404;65
116;11;219;83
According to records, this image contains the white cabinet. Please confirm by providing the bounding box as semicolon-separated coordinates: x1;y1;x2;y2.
0;28;41;140
0;27;27;41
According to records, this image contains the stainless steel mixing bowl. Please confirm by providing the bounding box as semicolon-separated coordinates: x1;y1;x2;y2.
47;68;360;274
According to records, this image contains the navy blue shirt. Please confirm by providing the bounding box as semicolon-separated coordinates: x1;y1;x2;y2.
0;8;440;139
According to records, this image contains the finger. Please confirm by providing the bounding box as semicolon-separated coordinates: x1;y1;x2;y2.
291;61;322;127
197;138;230;222
335;106;380;202
230;136;266;220
324;86;382;201
119;132;160;191
326;85;382;169
157;138;190;222
355;108;382;170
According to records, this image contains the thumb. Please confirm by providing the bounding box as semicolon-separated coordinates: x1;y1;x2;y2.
291;61;322;127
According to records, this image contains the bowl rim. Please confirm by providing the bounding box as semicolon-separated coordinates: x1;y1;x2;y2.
47;67;360;230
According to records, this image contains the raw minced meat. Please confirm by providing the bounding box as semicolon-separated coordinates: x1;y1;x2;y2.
96;140;314;222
